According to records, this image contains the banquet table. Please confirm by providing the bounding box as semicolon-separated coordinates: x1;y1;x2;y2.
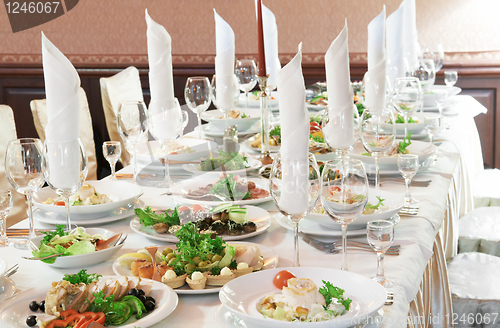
0;94;487;328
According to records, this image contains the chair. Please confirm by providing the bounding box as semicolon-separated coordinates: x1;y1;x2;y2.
458;207;500;255
0;105;27;227
30;87;98;180
100;66;144;167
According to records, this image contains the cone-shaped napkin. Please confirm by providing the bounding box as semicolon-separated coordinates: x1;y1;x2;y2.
386;5;405;89
323;20;355;150
255;1;281;88
364;6;386;110
400;0;419;69
214;9;235;111
277;43;309;214
146;9;175;107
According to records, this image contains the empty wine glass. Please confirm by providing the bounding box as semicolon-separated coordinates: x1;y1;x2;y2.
444;71;458;87
361;108;396;189
398;154;419;205
103;141;121;180
393;77;422;138
211;74;240;129
43;139;88;231
235;59;258;108
5;138;45;249
0;190;13;247
184;77;211;138
422;44;444;73
117;101;148;183
179;111;189;138
367;220;395;287
410;59;435;90
424;114;442;146
321;158;369;271
270;152;320;267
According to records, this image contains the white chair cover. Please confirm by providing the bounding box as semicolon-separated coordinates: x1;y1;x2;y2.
30;88;97;180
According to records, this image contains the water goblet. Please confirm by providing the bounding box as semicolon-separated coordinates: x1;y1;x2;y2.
422;44;444;73
102;141;121;180
398;154;419;205
235;59;258;108
393;77;422;138
320;158;369;271
117;101;148;183
5;138;45;248
367;220;395;287
0;190;13;247
184;76;211;139
211;74;240;130
444;71;458;87
270;152;320;267
424;114;442;146
43;139;88;232
410;58;435;90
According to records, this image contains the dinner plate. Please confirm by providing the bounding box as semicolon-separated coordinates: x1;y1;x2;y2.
33;200;143;225
202;123;260;137
33;180;142;218
112;242;278;295
182;155;262;175
130;205;272;242
0;275;178;328
28;227;124;268
0;277;16;303
0;258;6;277
237;92;279;108
244;136;280;153
219;267;387;328
136;139;218;167
171;177;272;206
201;108;261;132
423;85;461;107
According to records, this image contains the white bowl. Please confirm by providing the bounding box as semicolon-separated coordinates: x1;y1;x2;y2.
136;139;218;165
219;267;386;328
28;228;124;268
201;108;260;132
33;180;142;218
381;112;425;134
423;85;461;107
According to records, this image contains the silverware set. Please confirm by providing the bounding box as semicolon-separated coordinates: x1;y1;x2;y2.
367;177;431;187
4;263;18;277
399;205;420;215
386;292;394;305
6;229;50;238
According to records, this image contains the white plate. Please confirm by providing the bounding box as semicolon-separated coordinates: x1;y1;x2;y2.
0;258;6;277
112;242;278;295
33;200;143;225
0;277;16;302
237;92;279;108
308;190;405;230
276;214;367;237
244;136;280;154
136;139;218;166
33;180;142;218
349;140;437;168
396;130;428;140
389;113;425;134
172;178;272;206
28;228;124;268
306;103;327;111
130;205;271;242
423;85;461;107
219;267;387;328
182;156;262;175
201;108;261;132
0;275;178;328
202;123;260;137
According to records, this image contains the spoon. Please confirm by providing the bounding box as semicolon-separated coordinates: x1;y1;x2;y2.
146;246;162;282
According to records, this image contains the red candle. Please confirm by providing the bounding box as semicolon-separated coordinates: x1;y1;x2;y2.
257;0;267;77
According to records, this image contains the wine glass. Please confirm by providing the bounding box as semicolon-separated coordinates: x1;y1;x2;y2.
102;141;121;180
367;220;395;287
393;77;423;138
410;59;435;90
321;158;369;271
5;138;45;249
43;139;88;232
424;114;442;146
235;59;258;108
184;77;211;139
179;111;189;138
270;152;320;267
211;74;240;130
321;104;358;158
360;108;396;189
398;154;419;205
117;101;148;183
0;190;13;247
422;44;444;73
148;99;184;189
444;71;458;87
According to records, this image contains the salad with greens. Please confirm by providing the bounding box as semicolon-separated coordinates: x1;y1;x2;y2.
199;151;249;172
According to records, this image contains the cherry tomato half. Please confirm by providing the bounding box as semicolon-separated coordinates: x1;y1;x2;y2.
273;270;296;289
55;201;65;206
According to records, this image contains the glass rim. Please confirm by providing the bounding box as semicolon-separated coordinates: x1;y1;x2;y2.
186;76;210;81
398;153;419;159
8;137;42;145
367;219;395;228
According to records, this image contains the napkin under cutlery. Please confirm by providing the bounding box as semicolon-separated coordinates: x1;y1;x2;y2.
214;9;236;111
256;1;281;89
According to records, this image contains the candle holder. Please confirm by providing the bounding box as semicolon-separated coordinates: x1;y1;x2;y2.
258;75;273;165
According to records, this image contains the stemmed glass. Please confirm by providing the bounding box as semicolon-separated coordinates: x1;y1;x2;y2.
321;158;369;271
444;71;458;87
393;77;422;138
43;139;88;232
0;190;13;247
148;99;184;189
424;114;442;146
321;104;359;158
102;141;121;180
360;108;396;189
398;154;419;205
410;59;435;90
367;220;395;287
5;138;45;249
211;74;240;130
270;152;320;267
235;59;258;108
117;101;148;183
422;44;444;73
184;77;211;139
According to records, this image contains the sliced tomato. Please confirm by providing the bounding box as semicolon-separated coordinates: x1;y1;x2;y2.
273;270;296;290
55;201;65;206
309;122;321;133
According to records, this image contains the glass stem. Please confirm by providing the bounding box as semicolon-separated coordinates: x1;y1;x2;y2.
405;177;412;204
164;142;172;189
375;155;380;190
376;251;385;280
429;133;434;146
132;144;138;183
64;195;71;232
27;194;36;240
293;221;300;267
197;114;202;139
341;223;348;271
0;214;7;245
245;91;249;108
111;162;117;180
404;114;408;138
224;110;229;131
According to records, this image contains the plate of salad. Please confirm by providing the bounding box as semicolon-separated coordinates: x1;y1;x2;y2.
381;113;425;134
200;108;261;132
182;151;262;175
28;226;124;268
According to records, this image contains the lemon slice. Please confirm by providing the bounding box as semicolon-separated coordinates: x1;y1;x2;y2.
117;252;151;268
137;248;163;263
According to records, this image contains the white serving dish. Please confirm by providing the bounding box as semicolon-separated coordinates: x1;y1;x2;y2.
200;108;260;132
136;139;218;166
423;85;461;108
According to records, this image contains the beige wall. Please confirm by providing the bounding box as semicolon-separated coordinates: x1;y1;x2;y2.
1;0;499;62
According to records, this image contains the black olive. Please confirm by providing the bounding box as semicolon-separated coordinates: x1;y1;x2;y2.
144;300;155;312
145;296;155;304
39;300;45;312
128;288;139;297
26;315;37;327
29;301;39;312
138;295;147;303
137;289;145;296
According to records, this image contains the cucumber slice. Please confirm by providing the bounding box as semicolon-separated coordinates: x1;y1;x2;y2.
229;208;248;223
210;203;232;213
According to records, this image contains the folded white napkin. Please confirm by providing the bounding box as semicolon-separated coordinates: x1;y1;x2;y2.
214;9;235;111
386;5;405;89
400;0;419;70
277;43;309;215
323;20;355;150
146;9;175;107
364;6;386;110
256;1;281;88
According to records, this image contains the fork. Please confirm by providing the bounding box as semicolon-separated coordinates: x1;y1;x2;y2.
301;235;400;256
299;232;400;251
5;264;19;277
160;192;229;202
368;177;430;187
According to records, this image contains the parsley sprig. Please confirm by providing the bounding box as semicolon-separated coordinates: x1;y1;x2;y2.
135;206;180;227
365;196;385;210
63;269;102;285
40;224;67;246
319;281;352;311
398;133;413;154
210;174;251;201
